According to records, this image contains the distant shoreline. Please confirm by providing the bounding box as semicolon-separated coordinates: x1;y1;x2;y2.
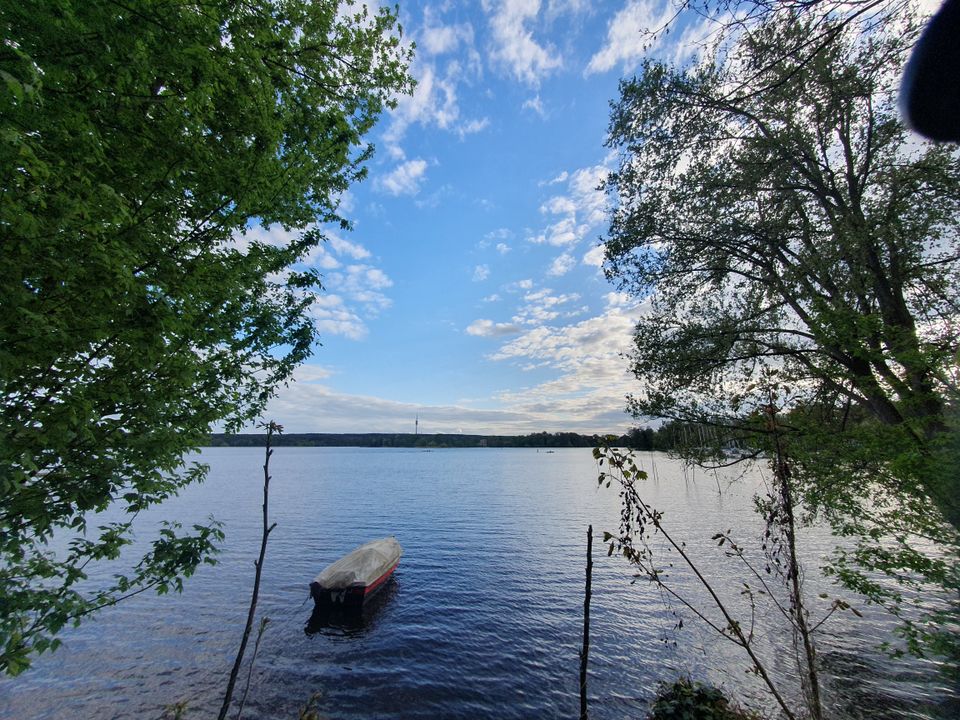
204;431;625;449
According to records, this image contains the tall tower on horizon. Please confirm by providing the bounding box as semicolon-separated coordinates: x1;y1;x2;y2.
415;413;419;436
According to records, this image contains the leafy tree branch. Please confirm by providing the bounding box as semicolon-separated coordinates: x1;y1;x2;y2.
0;0;413;674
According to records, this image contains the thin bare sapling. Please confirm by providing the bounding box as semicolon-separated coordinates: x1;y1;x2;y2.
594;435;856;719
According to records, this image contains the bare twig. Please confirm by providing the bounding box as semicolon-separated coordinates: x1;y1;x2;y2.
219;421;282;720
236;617;270;720
579;525;593;720
596;445;798;720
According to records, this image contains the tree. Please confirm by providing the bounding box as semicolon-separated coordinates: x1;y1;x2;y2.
639;0;914;88
0;0;413;674
602;6;960;662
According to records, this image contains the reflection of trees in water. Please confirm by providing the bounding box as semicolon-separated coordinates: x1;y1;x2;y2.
820;649;960;720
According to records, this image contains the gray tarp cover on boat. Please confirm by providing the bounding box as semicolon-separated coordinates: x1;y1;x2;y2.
313;537;402;589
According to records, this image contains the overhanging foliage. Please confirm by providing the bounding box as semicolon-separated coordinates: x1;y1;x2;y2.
0;0;413;674
603;5;960;663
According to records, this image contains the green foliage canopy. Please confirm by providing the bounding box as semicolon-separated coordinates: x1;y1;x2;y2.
603;7;960;659
0;0;412;674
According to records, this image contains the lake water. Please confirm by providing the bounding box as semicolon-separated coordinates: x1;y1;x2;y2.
1;447;957;719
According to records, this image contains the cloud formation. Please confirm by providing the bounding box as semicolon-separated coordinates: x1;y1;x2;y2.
586;0;720;74
522;95;546;116
421;12;477;56
483;0;563;85
262;360;633;434
484;295;648;424
547;252;576;277
263;294;646;433
512;288;582;325
327;235;372;260
585;0;672;75
466;318;523;337
238;224;395;342
530;164;608;247
582;244;606;267
377;158;429;196
384;12;487;148
309;294;369;341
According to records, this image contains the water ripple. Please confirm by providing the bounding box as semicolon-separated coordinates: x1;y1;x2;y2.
1;448;955;719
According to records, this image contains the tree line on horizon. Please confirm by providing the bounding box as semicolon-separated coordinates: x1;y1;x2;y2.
205;427;685;450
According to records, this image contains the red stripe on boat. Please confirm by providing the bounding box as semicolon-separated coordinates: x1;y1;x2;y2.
364;560;399;596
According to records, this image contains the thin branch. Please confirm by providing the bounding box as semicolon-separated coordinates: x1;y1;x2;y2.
219;421;281;720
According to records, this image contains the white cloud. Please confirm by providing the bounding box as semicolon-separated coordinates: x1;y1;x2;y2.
384;17;487;146
540;195;577;215
458;117;491;138
507;278;535;292
473;264;491;281
585;0;718;74
667;16;719;65
542;170;568;186
327;235;372;260
547;252;576;277
358;266;392;290
258;289;650;436
466;318;523;337
604;291;637;309
585;0;673;76
470;300;647;428
312;252;341;271
385;64;458;140
530;164;609;249
290;364;335;383
512;288;581;324
235;226;393;340
421;15;476;56
236;223;295;251
482;293;502;303
323;263;394;328
493;306;636;365
522;95;546;116
496;243;512;255
483;0;563;85
262;299;650;435
529;217;579;247
547;0;592;16
336;190;356;215
376;158;429;196
567;165;609;226
305;240;395;339
262;379;586;435
300;231;367;271
483;228;513;247
582;244;606;267
309;294;369;341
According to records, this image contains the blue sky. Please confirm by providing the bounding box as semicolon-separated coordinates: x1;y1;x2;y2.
250;0;716;435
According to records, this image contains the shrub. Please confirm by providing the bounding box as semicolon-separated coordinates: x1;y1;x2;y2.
648;678;758;720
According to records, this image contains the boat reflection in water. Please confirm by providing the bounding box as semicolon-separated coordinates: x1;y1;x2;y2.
304;578;399;638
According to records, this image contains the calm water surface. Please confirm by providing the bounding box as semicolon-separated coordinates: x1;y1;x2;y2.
1;448;956;719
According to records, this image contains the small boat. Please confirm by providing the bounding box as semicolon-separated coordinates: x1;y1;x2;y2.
310;537;402;609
